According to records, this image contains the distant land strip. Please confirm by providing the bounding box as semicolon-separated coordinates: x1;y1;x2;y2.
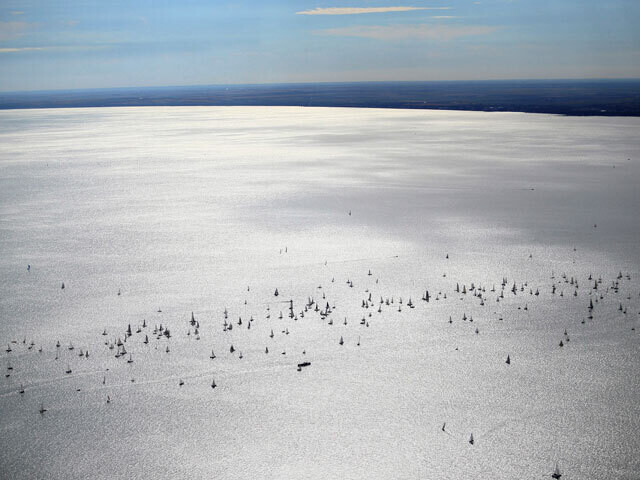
1;80;640;116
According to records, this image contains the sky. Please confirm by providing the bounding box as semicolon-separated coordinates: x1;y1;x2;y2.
0;0;639;91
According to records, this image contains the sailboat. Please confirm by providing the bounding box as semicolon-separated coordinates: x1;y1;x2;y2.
211;378;217;389
469;433;474;445
39;403;47;414
551;462;562;479
210;349;216;359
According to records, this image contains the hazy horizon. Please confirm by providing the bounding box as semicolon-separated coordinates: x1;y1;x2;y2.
2;77;640;95
2;79;639;116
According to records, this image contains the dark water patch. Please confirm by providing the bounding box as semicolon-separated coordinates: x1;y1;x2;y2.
1;79;640;116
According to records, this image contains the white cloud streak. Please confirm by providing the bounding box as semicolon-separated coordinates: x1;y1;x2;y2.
0;45;108;54
318;24;497;40
296;6;449;15
0;47;45;53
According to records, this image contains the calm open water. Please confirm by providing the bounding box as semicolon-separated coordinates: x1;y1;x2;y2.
0;107;639;479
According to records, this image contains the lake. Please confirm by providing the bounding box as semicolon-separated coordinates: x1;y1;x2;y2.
0;106;639;479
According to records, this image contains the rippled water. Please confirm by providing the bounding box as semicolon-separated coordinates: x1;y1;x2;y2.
0;107;639;479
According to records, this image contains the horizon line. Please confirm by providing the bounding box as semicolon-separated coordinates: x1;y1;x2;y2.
2;77;640;96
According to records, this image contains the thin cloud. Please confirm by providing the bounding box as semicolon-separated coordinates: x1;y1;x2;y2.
296;6;449;15
0;46;44;53
0;45;107;54
0;21;30;41
318;24;497;40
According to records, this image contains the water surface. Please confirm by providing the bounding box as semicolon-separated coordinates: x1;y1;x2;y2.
0;107;639;479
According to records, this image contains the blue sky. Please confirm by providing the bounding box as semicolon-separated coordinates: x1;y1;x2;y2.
0;0;638;91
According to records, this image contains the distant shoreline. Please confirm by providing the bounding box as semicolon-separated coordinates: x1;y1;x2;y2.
1;79;639;116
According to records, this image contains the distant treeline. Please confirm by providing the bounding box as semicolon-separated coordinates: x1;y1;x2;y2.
1;80;640;116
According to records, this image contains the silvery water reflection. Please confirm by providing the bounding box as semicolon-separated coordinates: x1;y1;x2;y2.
0;107;639;479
